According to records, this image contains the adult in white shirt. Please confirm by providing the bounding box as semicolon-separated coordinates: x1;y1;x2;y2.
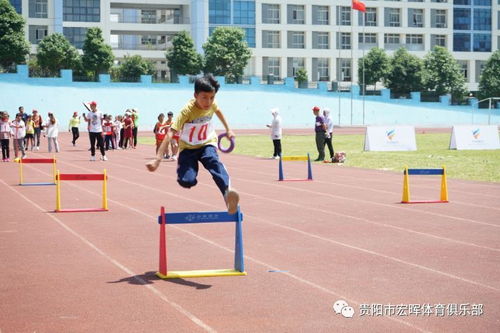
266;108;282;159
323;108;335;162
83;101;107;161
44;113;60;153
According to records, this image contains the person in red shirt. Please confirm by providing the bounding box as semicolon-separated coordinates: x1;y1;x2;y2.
103;114;115;150
123;111;134;149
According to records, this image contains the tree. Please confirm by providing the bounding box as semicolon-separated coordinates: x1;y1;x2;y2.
116;55;156;82
165;31;202;80
81;27;114;80
385;48;425;94
203;27;252;83
36;33;80;76
478;50;500;100
424;46;467;99
0;0;30;71
358;48;390;90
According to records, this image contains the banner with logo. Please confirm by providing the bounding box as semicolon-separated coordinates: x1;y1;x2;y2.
364;126;417;151
449;125;500;150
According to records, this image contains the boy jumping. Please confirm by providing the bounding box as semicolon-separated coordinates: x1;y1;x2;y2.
146;74;239;214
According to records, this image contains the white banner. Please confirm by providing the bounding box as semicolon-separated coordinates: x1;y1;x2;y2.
364;126;417;151
449;125;500;150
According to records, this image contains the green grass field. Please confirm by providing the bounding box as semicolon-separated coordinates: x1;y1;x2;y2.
139;133;500;182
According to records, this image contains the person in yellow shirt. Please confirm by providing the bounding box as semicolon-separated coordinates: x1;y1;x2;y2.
25;115;35;151
68;112;81;146
146;74;239;214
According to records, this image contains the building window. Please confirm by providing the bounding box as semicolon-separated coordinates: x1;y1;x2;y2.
431;0;448;2
234;1;255;25
63;27;88;49
337;6;351;26
209;0;231;24
287;31;305;49
453;33;471;51
243;28;256;48
313;58;329;81
29;0;48;18
337;32;351;49
9;0;22;14
473;34;491;52
338;58;351;82
431;9;447;28
453;8;471;30
29;25;48;44
312;5;329;25
473;9;491;31
141;10;156;24
262;4;280;24
359;33;377;45
473;0;491;5
262;30;280;48
263;57;280;77
408;9;424;27
63;0;100;22
406;34;424;50
431;34;447;48
454;0;470;4
287;57;305;78
287;5;305;24
312;32;329;49
362;8;377;27
384;33;400;44
457;60;468;80
385;8;401;27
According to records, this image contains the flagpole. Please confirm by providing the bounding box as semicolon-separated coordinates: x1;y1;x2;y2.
362;11;366;125
338;14;341;126
350;8;353;126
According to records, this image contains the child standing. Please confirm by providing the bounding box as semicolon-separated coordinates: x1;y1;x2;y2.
123;112;134;149
83;101;106;161
113;115;122;150
44;113;60;153
0;113;12;162
25;115;35;151
103;115;115;150
32;110;43;151
68;112;81;146
153;113;169;155
146;74;239;214
11;113;26;159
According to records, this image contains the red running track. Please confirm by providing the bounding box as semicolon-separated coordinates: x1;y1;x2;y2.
0;132;499;333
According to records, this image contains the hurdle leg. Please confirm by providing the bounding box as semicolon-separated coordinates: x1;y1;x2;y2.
158;206;168;276
440;165;448;202
307;153;313;180
278;156;284;181
55;170;62;211
19;159;23;185
401;166;410;203
234;207;244;272
102;169;108;210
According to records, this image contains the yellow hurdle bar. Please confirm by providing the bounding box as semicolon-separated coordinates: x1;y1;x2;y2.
281;155;309;161
156;269;248;279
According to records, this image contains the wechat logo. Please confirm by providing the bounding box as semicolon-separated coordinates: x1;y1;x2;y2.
333;300;355;318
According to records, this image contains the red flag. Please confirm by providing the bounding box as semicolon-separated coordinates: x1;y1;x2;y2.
352;0;366;12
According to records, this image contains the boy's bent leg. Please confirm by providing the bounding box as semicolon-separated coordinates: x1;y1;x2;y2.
200;145;239;214
177;148;200;189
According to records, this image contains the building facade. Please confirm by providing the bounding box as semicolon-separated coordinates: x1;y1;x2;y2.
9;0;500;90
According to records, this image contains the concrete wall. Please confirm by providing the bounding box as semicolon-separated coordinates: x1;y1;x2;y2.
1;65;498;131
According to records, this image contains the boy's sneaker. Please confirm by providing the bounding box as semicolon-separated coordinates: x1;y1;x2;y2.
172;155;177;161
224;189;240;215
101;155;108;161
90;156;96;161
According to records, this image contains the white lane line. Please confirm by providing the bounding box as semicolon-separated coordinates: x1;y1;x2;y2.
0;179;216;333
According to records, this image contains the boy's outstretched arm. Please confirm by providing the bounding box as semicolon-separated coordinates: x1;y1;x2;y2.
146;128;175;172
215;109;235;139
